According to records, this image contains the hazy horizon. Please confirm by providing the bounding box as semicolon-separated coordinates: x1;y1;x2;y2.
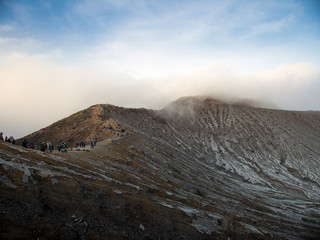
1;0;320;138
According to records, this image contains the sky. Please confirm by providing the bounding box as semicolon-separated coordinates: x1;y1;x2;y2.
0;0;320;138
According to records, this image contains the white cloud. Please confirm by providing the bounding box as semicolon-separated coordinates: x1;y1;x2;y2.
250;14;296;35
0;37;44;59
0;24;15;32
0;52;319;138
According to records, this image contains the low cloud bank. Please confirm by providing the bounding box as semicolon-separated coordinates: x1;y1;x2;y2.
1;55;319;138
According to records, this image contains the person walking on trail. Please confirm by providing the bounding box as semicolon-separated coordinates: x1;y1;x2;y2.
9;136;15;144
22;139;28;148
0;132;3;141
48;142;53;152
40;142;46;152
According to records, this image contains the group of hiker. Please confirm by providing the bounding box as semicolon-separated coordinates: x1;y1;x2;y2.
22;139;32;148
1;131;100;153
38;142;54;152
76;140;87;148
33;142;67;153
1;127;131;153
1;132;61;153
37;142;70;153
75;138;97;149
0;132;16;144
57;143;67;153
19;139;52;152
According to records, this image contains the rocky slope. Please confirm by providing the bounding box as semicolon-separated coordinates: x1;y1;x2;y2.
1;96;320;239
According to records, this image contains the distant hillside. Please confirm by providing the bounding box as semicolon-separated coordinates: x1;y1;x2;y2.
2;96;320;239
20;104;135;147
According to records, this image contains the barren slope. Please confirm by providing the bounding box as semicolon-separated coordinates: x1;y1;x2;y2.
1;96;320;239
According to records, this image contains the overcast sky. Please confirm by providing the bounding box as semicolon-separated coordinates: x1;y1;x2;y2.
1;0;320;138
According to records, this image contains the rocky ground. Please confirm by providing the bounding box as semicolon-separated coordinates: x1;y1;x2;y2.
1;96;320;239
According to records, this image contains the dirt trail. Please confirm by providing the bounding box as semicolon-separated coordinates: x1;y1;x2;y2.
68;137;118;155
92;138;115;153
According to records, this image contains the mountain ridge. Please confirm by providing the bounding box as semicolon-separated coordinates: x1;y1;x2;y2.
2;95;320;239
19;96;315;147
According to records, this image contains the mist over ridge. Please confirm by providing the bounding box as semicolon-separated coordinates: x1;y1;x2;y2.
1;53;319;139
